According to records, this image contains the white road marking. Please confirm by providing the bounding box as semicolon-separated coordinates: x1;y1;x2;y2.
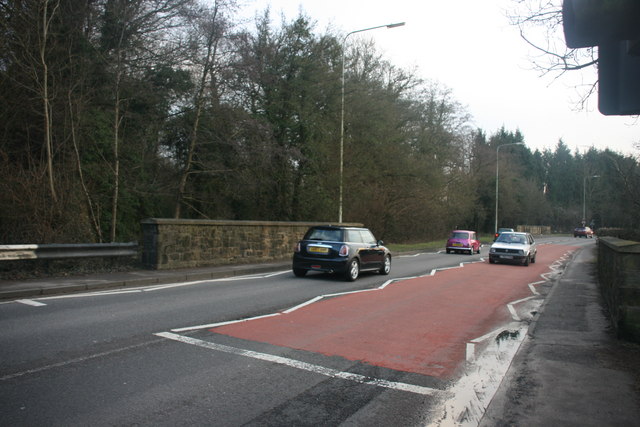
7;270;291;303
0;340;159;381
171;313;282;332
15;299;46;307
155;332;441;396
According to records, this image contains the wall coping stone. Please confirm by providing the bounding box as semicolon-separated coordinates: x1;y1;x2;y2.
141;218;363;227
599;236;640;253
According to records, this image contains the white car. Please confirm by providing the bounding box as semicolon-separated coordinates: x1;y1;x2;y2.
488;232;537;266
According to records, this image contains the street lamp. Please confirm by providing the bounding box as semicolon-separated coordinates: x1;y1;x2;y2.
583;174;600;225
338;22;405;223
495;142;525;234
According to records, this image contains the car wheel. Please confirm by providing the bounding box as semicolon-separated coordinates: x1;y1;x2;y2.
531;253;536;263
345;259;359;281
379;255;391;275
446;248;451;254
523;255;530;266
489;257;495;264
293;268;307;277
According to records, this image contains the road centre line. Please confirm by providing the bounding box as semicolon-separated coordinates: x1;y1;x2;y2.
155;332;441;396
1;339;160;381
8;270;292;305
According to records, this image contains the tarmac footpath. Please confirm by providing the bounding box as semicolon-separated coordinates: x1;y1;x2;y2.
479;243;640;426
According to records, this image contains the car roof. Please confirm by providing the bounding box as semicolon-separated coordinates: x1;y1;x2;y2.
451;230;475;233
309;225;366;230
499;231;527;235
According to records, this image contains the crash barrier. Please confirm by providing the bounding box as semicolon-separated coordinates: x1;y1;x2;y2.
597;236;640;343
141;219;362;270
516;225;551;235
0;242;138;261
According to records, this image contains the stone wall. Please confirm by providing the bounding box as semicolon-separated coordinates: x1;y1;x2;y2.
598;236;640;342
141;219;362;270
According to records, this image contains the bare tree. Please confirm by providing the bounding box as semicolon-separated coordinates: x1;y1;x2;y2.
507;0;598;107
174;1;236;218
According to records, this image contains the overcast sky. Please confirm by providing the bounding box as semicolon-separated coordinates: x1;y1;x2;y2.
238;0;639;156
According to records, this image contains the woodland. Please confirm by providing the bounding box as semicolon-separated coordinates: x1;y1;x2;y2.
1;0;639;245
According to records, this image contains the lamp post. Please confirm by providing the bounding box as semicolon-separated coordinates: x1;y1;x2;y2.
582;174;600;225
495;142;525;234
338;22;405;223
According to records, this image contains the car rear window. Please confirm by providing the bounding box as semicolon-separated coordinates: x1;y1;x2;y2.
451;232;469;239
306;228;343;241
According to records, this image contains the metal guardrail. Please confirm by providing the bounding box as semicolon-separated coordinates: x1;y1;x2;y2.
0;242;138;261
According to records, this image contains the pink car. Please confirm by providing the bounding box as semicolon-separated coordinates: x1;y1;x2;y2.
446;230;481;255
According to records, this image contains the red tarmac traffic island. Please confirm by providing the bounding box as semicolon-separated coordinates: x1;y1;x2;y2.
212;245;577;379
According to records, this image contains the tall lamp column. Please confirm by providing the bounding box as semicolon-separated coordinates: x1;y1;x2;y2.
338;22;405;223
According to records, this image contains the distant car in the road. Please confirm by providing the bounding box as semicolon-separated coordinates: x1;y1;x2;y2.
446;230;481;255
292;225;391;281
494;227;515;241
574;226;594;238
489;232;537;266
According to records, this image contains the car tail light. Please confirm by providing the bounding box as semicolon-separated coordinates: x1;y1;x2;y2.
339;245;349;256
294;242;301;253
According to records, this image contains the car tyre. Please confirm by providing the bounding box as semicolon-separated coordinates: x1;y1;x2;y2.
446;248;451;254
345;259;359;281
523;255;530;266
379;255;391;275
531;253;536;263
489;257;495;264
293;268;307;277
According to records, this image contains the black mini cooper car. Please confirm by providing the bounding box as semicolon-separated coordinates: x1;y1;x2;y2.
292;225;391;281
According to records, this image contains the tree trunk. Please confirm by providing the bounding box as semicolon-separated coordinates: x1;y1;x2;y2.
39;0;60;203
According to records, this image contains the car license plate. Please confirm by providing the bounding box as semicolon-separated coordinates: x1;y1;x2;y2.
500;255;514;259
308;246;329;254
453;243;462;247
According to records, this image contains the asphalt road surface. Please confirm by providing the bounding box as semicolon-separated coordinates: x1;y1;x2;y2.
0;236;593;426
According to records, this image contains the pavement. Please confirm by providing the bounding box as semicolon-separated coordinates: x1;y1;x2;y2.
1;244;639;426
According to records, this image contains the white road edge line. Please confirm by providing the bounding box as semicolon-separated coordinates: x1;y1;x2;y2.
155;331;441;396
